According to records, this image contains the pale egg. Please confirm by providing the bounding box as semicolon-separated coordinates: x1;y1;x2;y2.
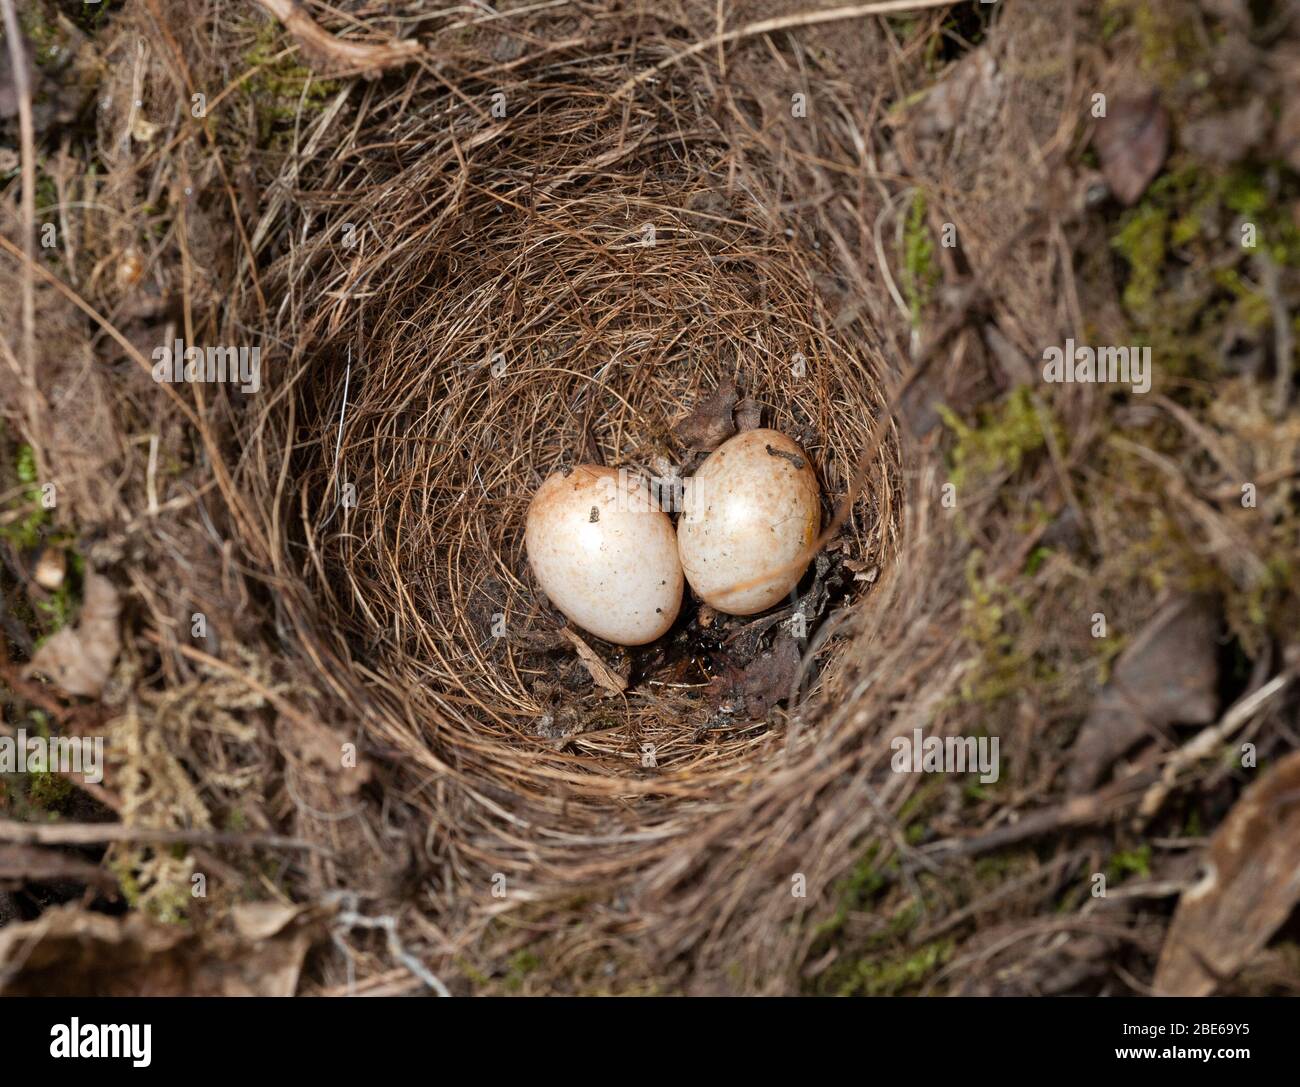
525;465;683;646
678;429;820;615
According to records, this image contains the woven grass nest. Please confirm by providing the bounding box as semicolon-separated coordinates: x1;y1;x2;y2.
233;27;904;981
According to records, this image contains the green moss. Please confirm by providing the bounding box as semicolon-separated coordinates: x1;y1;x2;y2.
1112;201;1169;316
1223;166;1300;266
35;579;75;633
1106;844;1152;882
18;713;73;812
901;191;939;326
808;842;949;995
823;939;953;996
1108;158;1300;389
243;19;340;144
939;386;1050;491
811;845;888;944
1102;0;1204;92
16;443;37;486
958;550;1059;703
1024;546;1052;576
19;2;65;69
504;949;540;992
1094;633;1126;686
4;443;49;549
1213;267;1271;330
26;768;73;810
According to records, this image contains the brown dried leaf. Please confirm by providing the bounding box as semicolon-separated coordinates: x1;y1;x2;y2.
1066;595;1219;793
24;572;121;698
1094;91;1169;206
673;378;738;451
561;629;628;696
735;636;802;719
0;901;319;996
1154;749;1300;995
913;49;1002;139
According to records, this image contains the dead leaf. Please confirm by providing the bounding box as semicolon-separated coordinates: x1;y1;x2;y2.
1153;749;1300;995
1066;595;1219;793
673;378;738;451
0;901;320;996
899;372;945;437
913;49;1002;139
1202;0;1249;25
1094;91;1169;206
24;572;122;698
711;636;802;719
231;901;309;941
739;637;802;718
844;558;879;583
561;629;628;695
983;323;1036;387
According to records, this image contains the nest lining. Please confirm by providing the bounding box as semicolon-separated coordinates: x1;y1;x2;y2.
288;120;897;762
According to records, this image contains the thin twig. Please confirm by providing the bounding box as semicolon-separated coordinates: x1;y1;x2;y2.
252;0;422;78
615;0;971;97
0;819;330;855
1137;672;1290;820
0;0;44;477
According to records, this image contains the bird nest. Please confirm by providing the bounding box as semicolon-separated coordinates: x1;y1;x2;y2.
239;29;903;961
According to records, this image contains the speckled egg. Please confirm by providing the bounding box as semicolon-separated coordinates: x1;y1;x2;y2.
677;429;820;615
525;465;683;645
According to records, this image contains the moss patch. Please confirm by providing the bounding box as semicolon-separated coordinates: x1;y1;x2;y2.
939;386;1050;490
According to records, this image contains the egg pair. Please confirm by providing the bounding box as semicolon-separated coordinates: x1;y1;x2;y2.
525;429;820;646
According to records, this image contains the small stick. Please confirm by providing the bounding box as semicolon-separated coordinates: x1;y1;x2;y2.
0;844;120;890
615;0;972;98
0;819;330;855
0;0;45;478
1137;673;1290;820
251;0;422;78
925;771;1159;858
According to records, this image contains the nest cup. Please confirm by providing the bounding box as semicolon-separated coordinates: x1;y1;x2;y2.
260;58;903;894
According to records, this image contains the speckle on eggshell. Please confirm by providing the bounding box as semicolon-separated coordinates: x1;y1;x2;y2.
677;429;821;615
